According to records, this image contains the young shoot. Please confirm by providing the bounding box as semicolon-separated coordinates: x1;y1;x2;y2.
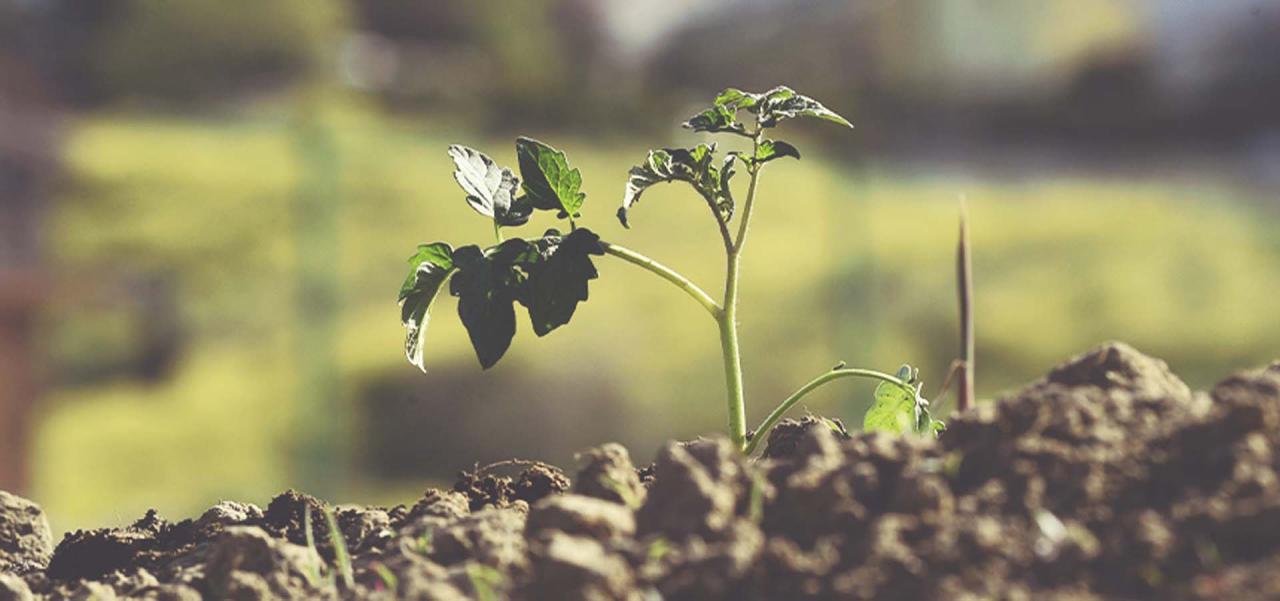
398;85;941;452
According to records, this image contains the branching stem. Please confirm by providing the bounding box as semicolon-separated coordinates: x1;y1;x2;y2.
718;132;766;451
745;368;909;455
599;241;721;317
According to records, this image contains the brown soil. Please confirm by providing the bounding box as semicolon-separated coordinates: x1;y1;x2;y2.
3;342;1280;600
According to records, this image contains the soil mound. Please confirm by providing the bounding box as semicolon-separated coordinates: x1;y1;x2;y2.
5;343;1280;600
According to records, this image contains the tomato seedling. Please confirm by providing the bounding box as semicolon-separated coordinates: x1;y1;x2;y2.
398;86;940;452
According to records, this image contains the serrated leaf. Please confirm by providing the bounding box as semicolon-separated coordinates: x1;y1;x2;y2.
521;228;604;336
618;144;735;228
684;105;744;135
516;137;586;219
399;243;455;371
754;139;801;164
449;245;518;369
448;145;530;227
684;88;759;134
755;85;852;129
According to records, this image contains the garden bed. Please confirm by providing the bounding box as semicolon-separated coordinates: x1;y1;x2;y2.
3;342;1280;600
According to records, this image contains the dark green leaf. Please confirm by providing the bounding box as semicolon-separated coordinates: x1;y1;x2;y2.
449;245;518;369
448;145;530;227
683;105;744;135
619;144;735;228
399;243;455;371
516;137;586;219
521;228;604;336
754;86;852;129
754;139;801;164
683;88;758;135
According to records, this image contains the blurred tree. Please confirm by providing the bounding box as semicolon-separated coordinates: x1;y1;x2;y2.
90;0;344;106
349;0;612;129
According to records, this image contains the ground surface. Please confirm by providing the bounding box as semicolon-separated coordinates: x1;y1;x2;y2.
4;342;1280;600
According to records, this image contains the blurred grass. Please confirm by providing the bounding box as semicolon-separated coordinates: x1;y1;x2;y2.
35;101;1280;531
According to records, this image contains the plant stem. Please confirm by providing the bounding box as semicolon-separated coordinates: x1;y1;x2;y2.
733;164;763;251
493;221;504;243
744;368;909;455
719;135;765;451
599;241;721;317
717;297;747;450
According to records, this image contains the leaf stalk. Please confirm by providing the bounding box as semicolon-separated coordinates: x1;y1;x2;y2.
745;368;909;455
599;241;721;317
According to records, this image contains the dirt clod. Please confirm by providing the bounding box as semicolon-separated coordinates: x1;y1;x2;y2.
573;443;646;507
0;491;52;575
0;573;33;601
203;526;326;600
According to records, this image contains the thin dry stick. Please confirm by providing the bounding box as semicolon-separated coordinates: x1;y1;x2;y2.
931;359;965;408
956;197;975;411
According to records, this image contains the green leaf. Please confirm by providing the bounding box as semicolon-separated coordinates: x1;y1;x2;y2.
863;363;942;437
521;228;604;336
516;137;586;220
864;378;917;435
754;86;852;129
449;245;519;369
754;139;801;164
714;87;759;112
448;145;531;227
683;105;744;135
618;144;735;228
399;243;455;371
683;88;757;135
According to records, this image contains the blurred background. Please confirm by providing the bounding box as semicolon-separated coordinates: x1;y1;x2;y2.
2;0;1278;533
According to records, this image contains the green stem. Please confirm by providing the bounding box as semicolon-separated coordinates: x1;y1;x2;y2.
493;221;504;243
717;298;747;450
719;135;765;451
599;241;721;317
744;368;908;455
734;165;763;251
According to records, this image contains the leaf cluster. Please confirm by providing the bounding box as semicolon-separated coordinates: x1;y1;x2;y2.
400;138;603;370
618;86;849;230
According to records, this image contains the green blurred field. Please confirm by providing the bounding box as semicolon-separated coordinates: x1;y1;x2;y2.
35;101;1280;532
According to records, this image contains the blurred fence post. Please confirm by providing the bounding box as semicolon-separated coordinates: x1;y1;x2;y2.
290;99;344;496
0;62;59;494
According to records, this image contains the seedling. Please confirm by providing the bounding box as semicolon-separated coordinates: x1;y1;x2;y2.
322;506;355;590
398;85;937;451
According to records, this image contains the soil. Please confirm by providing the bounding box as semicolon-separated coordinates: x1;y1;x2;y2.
3;341;1280;600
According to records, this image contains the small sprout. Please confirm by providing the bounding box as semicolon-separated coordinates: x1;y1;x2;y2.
371;562;398;592
322;507;354;590
466;564;504;601
822;417;849;437
301;505;324;588
864;363;946;437
646;537;672;564
598;475;643;510
402;530;434;557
